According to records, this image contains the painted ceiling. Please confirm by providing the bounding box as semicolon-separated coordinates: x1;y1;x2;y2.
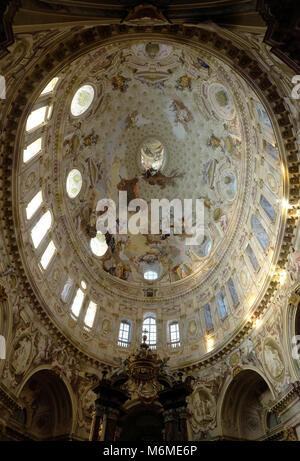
17;38;284;360
56;42;244;285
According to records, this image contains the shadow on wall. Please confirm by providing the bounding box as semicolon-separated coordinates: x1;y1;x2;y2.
119;405;163;441
18;369;73;440
220;369;274;440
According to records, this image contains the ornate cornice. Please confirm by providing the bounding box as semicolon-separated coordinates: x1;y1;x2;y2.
0;385;23;414
0;24;298;369
268;381;300;416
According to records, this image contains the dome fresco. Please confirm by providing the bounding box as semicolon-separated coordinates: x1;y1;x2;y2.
17;40;284;363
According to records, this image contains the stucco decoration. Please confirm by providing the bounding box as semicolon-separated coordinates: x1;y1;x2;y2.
188;386;216;433
263;338;285;381
10;335;33;376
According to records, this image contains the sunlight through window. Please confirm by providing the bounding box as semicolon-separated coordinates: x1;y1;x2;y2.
40;240;56;270
31;211;52;248
26;191;43;220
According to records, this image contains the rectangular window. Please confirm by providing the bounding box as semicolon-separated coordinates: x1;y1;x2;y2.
31;210;52;248
216;291;228;319
84;301;97;328
41;77;59;95
260;195;275;222
71;288;84;317
246;244;260;272
26;191;43;220
204;303;213;331
169;322;180;347
40;240;56;270
26;106;48;132
23;137;42;163
118;321;131;347
227;278;239;306
263;139;279;161
61;277;73;303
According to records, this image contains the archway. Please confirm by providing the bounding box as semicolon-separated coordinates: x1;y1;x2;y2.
19;369;73;440
220;369;273;440
119;405;163;441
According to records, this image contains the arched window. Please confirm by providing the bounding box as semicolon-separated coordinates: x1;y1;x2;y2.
216;291;228;319
227;278;239;307
204;304;213;331
251;214;269;251
260;195;275;222
118;320;131;347
169;321;180;348
142;313;156;348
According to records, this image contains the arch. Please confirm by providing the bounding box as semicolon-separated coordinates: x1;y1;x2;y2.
218;367;275;440
18;367;75;439
283;284;300;381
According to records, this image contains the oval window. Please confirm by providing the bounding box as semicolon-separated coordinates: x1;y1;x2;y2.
66;169;82;198
144;270;158;281
71;84;94;116
90;232;108;257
